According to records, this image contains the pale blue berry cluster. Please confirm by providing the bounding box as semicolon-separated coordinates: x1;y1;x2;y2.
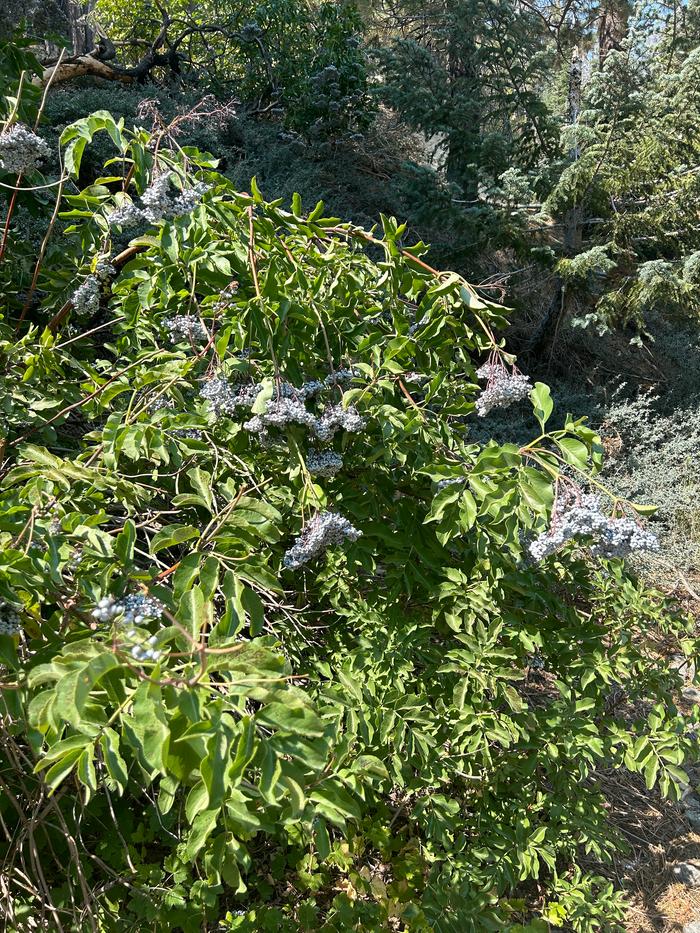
475;361;532;417
306;449;343;477
107;176;208;227
140;176;209;223
314;403;366;441
0;603;22;636
200;377;262;417
283;511;362;569
436;477;464;491
106;201;144;228
0;123;51;174
91;593;164;625
125;630;162;663
529;491;659;562
211;282;239;312
71;276;102;315
163;315;208;342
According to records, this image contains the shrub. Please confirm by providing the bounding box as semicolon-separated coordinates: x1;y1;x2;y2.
0;96;698;932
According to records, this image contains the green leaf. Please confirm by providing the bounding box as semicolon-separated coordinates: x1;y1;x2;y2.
530;383;553;429
257;702;325;738
150;524;200;554
115;519;136;564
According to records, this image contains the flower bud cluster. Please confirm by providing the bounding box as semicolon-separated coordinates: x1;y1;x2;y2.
91;593;164;625
529;491;659;562
283;511;362;569
0;603;22;636
172;427;204;439
200;377;262;417
0;124;51;174
306;449;343;477
475;361;532;417
164;315;208;342
71;276;102;316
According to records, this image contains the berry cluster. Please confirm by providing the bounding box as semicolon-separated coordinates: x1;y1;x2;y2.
163;315;208;342
106;201;144;229
95;261;116;281
124;630;162;663
306;449;343;477
314;403;366;441
436;477;464;491
0;603;22;636
211;282;239;313
91;593;164;625
200;376;262;417
528;490;659;562
283;511;362;569
245;397;318;435
107;176;208;227
140;175;209;223
0;123;51;174
71;276;102;316
475;360;532;417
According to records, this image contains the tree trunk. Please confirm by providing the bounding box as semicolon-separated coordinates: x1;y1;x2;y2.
67;0;94;56
445;11;481;201
599;0;630;66
564;48;582;255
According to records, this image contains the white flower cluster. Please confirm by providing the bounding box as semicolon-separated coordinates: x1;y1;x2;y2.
0;123;51;174
71;276;102;315
91;593;164;625
200;377;262;417
163;315;208;342
0;603;22;636
475;361;532;417
306;449;343;477
528;491;659;562
107;176;208;227
283;511;362;569
172;427;204;439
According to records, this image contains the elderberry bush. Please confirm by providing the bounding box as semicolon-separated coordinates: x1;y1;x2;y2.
0;106;694;933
